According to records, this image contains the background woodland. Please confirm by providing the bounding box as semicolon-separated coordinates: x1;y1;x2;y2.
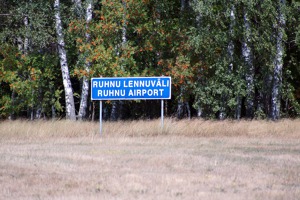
0;0;300;121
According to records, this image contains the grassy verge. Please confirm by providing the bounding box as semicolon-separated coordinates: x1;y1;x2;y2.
1;118;300;139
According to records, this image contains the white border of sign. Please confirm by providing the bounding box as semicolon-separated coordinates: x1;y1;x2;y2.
91;76;171;100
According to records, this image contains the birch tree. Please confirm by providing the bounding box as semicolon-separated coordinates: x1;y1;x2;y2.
228;4;235;72
227;2;244;120
72;0;83;18
54;0;76;120
242;3;254;118
110;0;128;121
193;0;203;118
271;0;286;120
78;0;93;120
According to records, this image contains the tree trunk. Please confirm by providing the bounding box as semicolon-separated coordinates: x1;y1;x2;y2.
218;97;226;120
180;0;190;11
91;101;95;121
181;0;185;11
177;101;191;119
110;0;127;121
9;91;16;120
121;0;127;49
271;0;286;120
19;12;34;120
265;73;273;118
235;96;241;120
78;0;93;120
52;105;56;120
177;0;191;120
228;3;241;119
78;77;90;120
23;15;29;55
228;3;235;72
110;101;119;121
242;9;254;118
195;2;203;118
72;0;83;18
54;0;76;120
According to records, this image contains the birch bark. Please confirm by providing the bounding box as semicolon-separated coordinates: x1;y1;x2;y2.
72;0;83;18
20;10;34;119
194;1;203;118
23;15;29;55
271;0;286;120
54;0;76;120
24;13;35;120
228;4;235;72
78;0;93;120
242;8;255;118
227;3;241;120
110;0;127;121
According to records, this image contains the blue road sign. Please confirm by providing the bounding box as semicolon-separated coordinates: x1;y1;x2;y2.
91;77;171;100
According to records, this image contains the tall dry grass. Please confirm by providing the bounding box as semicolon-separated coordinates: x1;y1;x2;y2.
1;118;300;139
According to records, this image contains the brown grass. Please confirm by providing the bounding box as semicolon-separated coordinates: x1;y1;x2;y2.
0;119;300;200
1;118;300;139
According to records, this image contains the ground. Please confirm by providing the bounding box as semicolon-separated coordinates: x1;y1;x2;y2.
1;134;300;200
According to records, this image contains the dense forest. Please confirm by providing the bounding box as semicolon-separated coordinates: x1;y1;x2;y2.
0;0;300;121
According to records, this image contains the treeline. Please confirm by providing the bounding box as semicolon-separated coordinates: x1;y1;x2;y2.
0;0;300;121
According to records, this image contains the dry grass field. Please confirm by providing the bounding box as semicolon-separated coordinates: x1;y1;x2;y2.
1;119;300;199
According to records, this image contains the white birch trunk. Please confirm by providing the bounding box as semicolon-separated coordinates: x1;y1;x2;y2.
78;0;93;120
271;0;286;120
14;18;27;120
227;3;242;119
23;15;29;55
219;3;236;120
72;0;83;18
181;0;185;11
22;11;36;119
242;9;254;118
119;0;127;118
121;0;127;47
24;14;35;120
194;2;202;117
16;14;29;54
54;0;76;120
181;0;190;11
228;4;235;72
110;0;127;120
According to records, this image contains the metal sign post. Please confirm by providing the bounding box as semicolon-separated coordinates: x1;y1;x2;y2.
99;100;102;135
161;99;164;132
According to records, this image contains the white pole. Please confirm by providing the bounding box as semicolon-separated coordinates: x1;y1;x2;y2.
100;100;102;135
161;99;164;132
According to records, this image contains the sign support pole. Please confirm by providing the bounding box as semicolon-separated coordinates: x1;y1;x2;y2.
99;100;102;135
161;99;164;132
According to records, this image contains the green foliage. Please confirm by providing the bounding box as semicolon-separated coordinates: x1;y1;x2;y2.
189;0;300;119
0;0;55;48
0;44;62;118
190;0;241;118
1;0;300;120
